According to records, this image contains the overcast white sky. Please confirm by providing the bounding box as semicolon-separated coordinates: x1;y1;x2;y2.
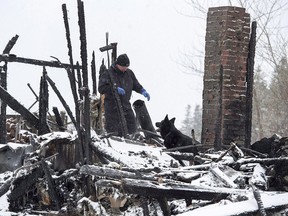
0;0;218;128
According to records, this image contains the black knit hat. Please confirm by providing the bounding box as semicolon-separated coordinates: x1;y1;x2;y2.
116;54;130;67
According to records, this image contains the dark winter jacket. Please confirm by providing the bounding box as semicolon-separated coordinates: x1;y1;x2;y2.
98;63;143;111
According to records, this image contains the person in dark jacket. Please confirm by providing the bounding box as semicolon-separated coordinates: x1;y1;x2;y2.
98;53;150;136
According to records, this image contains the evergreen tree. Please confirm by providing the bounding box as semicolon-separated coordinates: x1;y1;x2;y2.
251;66;270;142
267;56;288;136
180;104;202;141
192;105;202;140
252;56;288;141
180;104;193;136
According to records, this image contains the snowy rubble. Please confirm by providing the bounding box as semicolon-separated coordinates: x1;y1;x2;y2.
1;131;288;215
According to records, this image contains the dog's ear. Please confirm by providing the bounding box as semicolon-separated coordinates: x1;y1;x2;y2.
164;115;169;121
170;118;176;124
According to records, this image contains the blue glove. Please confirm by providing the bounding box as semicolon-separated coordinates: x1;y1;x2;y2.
117;87;125;95
141;88;150;101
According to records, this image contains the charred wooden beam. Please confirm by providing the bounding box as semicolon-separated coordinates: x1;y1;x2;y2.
45;75;77;128
0;35;19;144
76;61;83;100
133;100;158;141
0;85;39;128
0;54;81;69
157;197;170;216
52;107;65;131
62;4;82;147
0;65;7;144
234;157;288;167
96;178;245;201
80;165;157;181
245;21;257;148
91;51;97;95
165;152;195;161
139;196;150;216
49;57;84;162
2;35;19;54
162;144;203;152
77;0;92;164
62;4;75;71
41;159;60;210
38;67;51;135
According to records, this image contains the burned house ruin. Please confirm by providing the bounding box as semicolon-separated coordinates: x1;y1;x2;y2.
3;2;288;216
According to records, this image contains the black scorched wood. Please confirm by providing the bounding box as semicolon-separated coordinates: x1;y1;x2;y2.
76;61;83;100
45;75;77;128
38;67;51;135
52;107;65;131
8;167;44;211
78;0;91;164
62;4;81;133
91;51;97;95
80;165;157;181
245;21;257;148
41;159;60;210
0;85;39;129
0;35;19;144
0;54;80;69
133;99;158;140
96;178;246;201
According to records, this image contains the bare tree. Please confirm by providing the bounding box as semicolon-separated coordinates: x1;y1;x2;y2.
251;66;270;142
180;0;288;76
181;0;288;140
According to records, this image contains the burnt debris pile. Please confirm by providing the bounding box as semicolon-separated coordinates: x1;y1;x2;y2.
1;131;288;215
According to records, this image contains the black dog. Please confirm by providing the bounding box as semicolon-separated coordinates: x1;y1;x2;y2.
155;115;198;155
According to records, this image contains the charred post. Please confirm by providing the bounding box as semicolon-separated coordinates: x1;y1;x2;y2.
91;51;97;95
77;0;92;164
52;107;65;132
133;99;157;140
62;3;81;132
76;61;83;100
38;67;51;135
0;85;39;129
0;35;19;144
245;21;257;148
0;54;80;69
45;75;77;128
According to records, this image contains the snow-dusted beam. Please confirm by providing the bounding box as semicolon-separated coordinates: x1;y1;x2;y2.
0;85;39;128
0;54;81;69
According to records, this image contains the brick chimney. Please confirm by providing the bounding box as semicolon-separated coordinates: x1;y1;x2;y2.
201;6;250;149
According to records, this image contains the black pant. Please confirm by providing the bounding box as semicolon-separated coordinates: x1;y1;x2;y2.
105;107;137;136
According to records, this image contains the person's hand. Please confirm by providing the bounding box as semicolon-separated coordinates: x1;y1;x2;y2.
141;89;150;101
117;87;125;95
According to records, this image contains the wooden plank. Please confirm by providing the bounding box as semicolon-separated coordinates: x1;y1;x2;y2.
80;165;157;181
96;178;246;201
0;54;81;69
0;85;39;128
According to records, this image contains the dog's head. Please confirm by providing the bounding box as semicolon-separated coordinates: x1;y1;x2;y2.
155;115;176;138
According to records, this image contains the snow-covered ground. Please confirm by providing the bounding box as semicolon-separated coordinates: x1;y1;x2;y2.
1;131;288;215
